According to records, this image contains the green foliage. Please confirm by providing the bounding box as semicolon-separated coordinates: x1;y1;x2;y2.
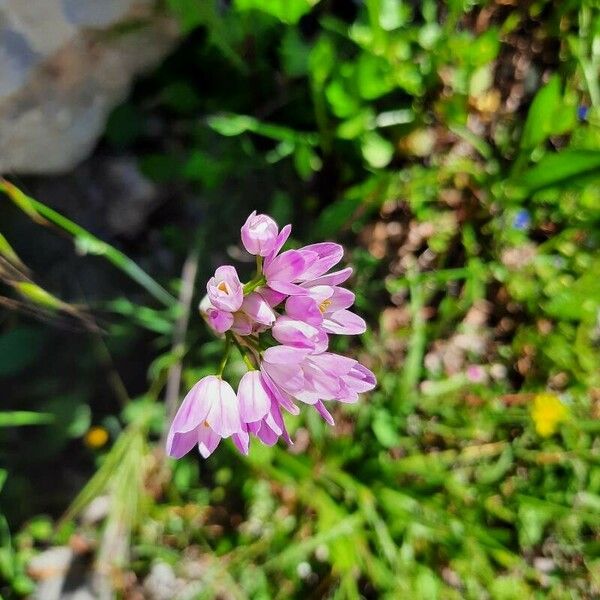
2;0;600;599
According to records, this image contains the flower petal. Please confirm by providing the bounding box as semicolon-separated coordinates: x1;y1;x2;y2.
198;426;221;458
260;370;300;415
314;400;335;426
238;371;271;423
328;287;355;311
347;363;377;393
302;266;353;288
232;426;250;455
242;292;276;326
168;378;212;435
231;312;254;335
285;295;323;326
205;377;241;438
268;280;311;296
207;308;234;334
167;429;199;459
323;309;366;335
207;265;243;312
259;287;287;307
263;345;310;365
264;224;292;268
264;250;309;283
272;317;328;352
297;243;344;281
256;422;279;446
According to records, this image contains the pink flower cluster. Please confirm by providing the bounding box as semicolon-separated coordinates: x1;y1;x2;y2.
166;211;376;459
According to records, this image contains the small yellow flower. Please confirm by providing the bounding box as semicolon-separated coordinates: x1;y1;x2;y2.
85;426;109;449
531;393;568;437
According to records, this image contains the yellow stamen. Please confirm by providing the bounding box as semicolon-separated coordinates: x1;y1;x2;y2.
319;299;332;313
203;420;210;428
217;281;229;294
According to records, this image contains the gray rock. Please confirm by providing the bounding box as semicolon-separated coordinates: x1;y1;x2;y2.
29;546;111;600
0;0;179;174
144;562;185;600
61;0;142;28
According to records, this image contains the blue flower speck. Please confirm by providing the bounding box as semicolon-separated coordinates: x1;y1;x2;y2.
513;209;531;231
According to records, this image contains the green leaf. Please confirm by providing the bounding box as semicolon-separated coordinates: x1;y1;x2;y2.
280;29;311;77
0;233;27;271
293;144;322;180
361;131;394;168
0;180;176;307
14;282;66;311
234;0;321;24
544;260;600;320
208;113;318;145
372;411;401;448
356;53;394;100
0;411;53;427
167;0;206;32
511;150;600;193
0;179;47;224
520;75;576;150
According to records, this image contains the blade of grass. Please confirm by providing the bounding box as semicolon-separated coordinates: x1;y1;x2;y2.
0;411;54;427
396;268;427;411
0;233;28;272
0;179;177;308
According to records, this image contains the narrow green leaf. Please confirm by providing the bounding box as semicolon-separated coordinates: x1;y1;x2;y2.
0;411;54;427
511;150;600;193
0;234;27;271
14;282;66;311
1;179;176;307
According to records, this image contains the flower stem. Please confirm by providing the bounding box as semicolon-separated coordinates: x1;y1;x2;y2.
242;275;266;295
230;333;259;370
218;335;232;376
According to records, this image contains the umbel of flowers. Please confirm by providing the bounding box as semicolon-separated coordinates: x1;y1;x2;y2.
166;211;376;458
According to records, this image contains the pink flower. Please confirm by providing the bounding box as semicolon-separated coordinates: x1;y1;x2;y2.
247;399;291;446
240;292;276;328
200;290;276;337
166;210;377;460
262;345;376;408
207;266;243;312
285;285;366;335
241;211;280;256
263;249;317;295
199;295;234;334
296;242;344;282
237;371;271;423
236;371;293;449
166;376;242;459
272;316;329;352
208;309;234;333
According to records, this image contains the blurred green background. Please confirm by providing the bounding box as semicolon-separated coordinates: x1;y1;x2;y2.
1;0;600;598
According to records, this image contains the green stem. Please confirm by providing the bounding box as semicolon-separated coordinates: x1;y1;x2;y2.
219;335;232;376
230;333;259;370
243;275;266;295
396;268;427;411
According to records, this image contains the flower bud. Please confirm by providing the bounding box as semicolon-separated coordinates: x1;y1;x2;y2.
207;265;243;312
241;211;279;256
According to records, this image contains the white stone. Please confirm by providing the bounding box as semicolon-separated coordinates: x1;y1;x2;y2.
0;1;179;174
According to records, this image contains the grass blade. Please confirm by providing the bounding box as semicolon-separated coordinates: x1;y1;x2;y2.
0;179;177;308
